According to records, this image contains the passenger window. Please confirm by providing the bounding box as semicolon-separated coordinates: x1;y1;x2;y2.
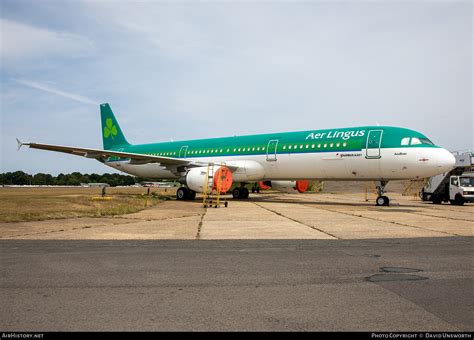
401;137;410;146
411;138;422;145
451;178;458;186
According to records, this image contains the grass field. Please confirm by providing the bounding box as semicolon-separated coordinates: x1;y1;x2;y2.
0;187;177;222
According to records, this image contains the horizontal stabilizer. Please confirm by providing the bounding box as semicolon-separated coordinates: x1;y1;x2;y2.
16;138;25;151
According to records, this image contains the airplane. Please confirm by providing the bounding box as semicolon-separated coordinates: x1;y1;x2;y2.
17;103;455;206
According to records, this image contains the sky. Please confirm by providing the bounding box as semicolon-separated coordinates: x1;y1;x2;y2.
1;0;472;175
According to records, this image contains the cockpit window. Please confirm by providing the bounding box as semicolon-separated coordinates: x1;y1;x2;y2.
419;138;434;145
401;137;410;146
411;137;422;145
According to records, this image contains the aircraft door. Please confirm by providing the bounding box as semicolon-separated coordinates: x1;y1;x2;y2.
179;146;189;158
365;130;383;159
266;140;278;161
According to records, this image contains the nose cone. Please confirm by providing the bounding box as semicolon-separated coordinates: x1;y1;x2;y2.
437;148;456;173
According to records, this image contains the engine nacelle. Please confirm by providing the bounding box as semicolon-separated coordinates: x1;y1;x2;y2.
261;180;309;194
225;160;265;182
185;166;233;193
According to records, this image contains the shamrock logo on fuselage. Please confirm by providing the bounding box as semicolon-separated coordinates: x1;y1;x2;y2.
104;118;118;139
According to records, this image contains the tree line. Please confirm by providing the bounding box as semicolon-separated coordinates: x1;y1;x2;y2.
0;171;146;187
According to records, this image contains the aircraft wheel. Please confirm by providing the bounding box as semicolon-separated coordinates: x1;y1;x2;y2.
232;188;242;199
188;190;196;200
176;187;188;200
376;196;389;206
232;187;249;199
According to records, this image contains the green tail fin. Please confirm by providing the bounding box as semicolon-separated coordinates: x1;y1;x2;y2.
100;103;130;150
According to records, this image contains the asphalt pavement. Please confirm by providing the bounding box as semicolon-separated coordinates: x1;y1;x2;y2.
1;237;472;331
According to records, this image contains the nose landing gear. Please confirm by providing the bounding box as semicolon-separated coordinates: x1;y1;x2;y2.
375;180;390;206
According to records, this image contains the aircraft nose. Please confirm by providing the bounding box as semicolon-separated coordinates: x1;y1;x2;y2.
437;148;455;172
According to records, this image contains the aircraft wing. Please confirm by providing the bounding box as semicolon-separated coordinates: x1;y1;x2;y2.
17;140;195;167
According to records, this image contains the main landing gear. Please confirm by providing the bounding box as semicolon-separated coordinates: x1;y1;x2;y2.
176;187;196;201
232;186;249;199
251;184;260;194
375;180;390;206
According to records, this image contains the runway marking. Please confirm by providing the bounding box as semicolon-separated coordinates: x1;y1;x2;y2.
252;202;339;239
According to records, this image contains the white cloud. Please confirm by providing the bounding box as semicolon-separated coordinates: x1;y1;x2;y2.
0;18;94;59
13;79;98;105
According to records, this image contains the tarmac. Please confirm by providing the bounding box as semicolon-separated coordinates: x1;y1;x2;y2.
0;192;473;331
1;238;472;331
0;192;472;240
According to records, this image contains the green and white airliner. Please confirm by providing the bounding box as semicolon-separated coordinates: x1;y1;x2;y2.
18;103;455;206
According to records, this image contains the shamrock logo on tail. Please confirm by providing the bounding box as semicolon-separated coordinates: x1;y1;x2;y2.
104;118;118;139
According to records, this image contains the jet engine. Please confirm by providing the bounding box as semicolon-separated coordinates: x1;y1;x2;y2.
185;166;233;193
259;180;309;194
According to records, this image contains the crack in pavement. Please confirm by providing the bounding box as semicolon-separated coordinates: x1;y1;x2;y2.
195;208;207;240
298;202;462;237
253;202;339;239
296;195;473;222
0;219;142;239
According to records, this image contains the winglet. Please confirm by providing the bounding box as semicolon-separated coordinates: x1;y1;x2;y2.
16;138;26;151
